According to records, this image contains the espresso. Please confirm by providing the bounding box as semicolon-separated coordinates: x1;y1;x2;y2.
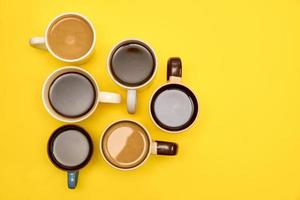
52;129;91;167
49;72;96;118
47;15;94;60
102;121;150;169
110;42;155;87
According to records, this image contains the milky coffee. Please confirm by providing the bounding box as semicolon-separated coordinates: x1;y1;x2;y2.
47;14;94;60
101;121;150;169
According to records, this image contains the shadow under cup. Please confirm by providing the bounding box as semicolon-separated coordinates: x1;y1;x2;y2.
47;125;93;189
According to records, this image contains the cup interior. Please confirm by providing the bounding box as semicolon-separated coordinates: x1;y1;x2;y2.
45;13;95;62
42;67;99;122
150;83;199;132
108;40;156;88
47;125;93;171
100;120;151;170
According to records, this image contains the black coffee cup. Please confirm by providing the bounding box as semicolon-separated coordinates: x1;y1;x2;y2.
149;57;199;133
47;125;93;189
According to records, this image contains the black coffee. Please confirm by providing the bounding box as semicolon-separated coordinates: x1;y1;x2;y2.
49;72;96;118
151;84;198;131
110;42;155;87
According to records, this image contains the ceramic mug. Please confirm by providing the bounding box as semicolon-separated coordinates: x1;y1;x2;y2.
29;12;96;64
107;39;157;114
47;125;93;189
42;66;121;122
100;119;178;170
149;57;199;133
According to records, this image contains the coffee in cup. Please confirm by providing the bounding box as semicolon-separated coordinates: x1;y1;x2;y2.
150;58;199;133
47;125;93;189
100;120;177;170
48;72;96;118
43;67;121;122
107;39;157;114
29;12;96;64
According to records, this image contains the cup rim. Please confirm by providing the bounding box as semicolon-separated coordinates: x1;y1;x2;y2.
99;119;152;171
42;66;100;123
47;124;93;171
44;12;96;63
106;38;157;90
149;82;200;133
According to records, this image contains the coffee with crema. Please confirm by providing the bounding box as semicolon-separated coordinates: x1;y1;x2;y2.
47;14;94;60
101;121;150;169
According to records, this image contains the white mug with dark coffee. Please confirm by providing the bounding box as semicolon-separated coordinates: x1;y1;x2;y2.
107;39;157;114
42;66;121;122
100;119;177;170
149;58;199;133
47;125;93;189
29;12;96;64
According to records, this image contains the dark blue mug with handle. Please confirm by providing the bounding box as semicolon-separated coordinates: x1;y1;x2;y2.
47;125;93;189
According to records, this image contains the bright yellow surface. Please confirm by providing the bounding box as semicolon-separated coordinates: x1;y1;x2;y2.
1;0;300;199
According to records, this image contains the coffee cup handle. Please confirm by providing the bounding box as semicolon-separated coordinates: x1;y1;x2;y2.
29;37;47;50
167;57;182;83
67;171;79;189
127;89;137;114
98;91;121;104
151;141;178;155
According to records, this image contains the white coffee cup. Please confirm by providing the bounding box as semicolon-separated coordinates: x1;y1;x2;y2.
99;119;177;171
107;39;157;114
42;66;121;123
29;12;96;64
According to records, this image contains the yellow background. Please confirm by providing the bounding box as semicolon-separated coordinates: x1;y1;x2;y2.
1;0;300;199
